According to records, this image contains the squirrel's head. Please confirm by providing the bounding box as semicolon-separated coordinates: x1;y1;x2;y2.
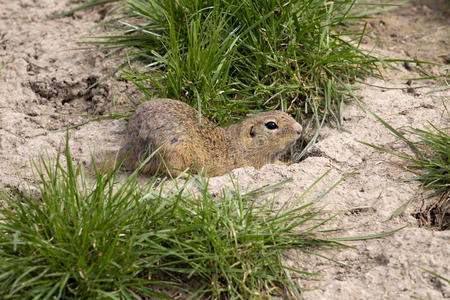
235;110;302;167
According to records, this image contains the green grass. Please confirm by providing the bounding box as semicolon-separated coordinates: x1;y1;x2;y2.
418;266;450;285
410;266;450;299
0;136;401;299
60;0;392;126
359;108;449;229
0;136;353;299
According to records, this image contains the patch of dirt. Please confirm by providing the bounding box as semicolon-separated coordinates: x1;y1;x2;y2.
415;190;450;230
0;0;448;299
365;0;449;66
28;74;110;113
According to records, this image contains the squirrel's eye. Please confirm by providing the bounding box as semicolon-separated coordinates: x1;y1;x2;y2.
265;121;278;130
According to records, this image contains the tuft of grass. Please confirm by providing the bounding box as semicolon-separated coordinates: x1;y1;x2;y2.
70;0;388;126
359;109;449;229
0;135;374;299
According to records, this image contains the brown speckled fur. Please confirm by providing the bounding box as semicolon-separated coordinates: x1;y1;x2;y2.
118;98;302;177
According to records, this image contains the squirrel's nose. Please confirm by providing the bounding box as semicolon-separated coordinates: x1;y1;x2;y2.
294;123;302;135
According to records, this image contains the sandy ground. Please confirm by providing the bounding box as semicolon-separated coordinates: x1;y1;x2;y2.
0;0;449;299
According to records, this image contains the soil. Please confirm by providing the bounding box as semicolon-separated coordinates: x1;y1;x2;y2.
0;0;448;299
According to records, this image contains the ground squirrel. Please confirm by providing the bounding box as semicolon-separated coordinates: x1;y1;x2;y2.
118;98;302;177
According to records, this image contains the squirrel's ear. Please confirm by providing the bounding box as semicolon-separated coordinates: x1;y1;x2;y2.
249;125;255;137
